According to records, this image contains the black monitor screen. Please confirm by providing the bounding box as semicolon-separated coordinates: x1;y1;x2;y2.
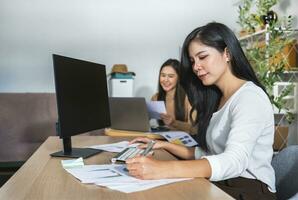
53;54;110;138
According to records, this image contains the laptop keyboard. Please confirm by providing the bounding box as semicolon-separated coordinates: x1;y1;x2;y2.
111;147;145;163
150;126;170;132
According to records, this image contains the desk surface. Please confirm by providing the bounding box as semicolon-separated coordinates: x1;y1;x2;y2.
0;136;233;200
105;128;164;138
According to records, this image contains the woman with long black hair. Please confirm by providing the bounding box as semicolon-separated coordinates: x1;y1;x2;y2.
126;22;276;200
151;58;195;134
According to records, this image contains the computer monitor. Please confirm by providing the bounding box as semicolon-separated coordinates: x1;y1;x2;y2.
51;54;111;158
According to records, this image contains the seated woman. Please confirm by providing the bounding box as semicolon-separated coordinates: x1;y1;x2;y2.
151;58;196;134
126;22;277;200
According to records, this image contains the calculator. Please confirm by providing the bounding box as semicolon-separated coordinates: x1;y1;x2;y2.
111;147;145;163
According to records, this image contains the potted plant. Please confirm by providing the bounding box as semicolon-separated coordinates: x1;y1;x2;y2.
237;0;297;151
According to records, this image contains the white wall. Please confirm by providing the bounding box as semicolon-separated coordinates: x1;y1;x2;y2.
1;0;298;142
1;0;297;98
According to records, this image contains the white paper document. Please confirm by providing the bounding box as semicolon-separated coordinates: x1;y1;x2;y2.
88;141;139;153
65;164;123;183
155;131;198;147
146;101;166;119
65;164;191;193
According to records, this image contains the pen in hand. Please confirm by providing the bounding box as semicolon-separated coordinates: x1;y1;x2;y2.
141;140;156;156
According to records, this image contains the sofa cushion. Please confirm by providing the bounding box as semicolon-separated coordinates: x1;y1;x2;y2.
0;93;58;162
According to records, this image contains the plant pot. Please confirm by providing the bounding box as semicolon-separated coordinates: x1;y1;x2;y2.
273;126;289;151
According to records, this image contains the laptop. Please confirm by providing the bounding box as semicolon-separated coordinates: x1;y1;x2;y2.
109;97;170;132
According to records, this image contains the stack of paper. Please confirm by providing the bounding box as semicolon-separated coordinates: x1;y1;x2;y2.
64;163;191;193
88;141;139;153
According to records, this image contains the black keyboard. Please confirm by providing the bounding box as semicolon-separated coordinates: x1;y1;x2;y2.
151;126;170;132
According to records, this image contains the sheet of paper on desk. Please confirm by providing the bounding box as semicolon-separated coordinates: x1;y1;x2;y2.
106;165;192;193
65;165;123;183
155;131;198;147
88;141;139;153
96;176;191;193
146;101;166;119
65;164;192;193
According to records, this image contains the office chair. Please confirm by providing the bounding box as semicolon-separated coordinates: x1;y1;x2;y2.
271;145;298;200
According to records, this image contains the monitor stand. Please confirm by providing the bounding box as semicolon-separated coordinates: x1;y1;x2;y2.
50;137;102;158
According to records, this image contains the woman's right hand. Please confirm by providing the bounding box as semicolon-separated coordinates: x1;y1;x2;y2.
129;137;167;150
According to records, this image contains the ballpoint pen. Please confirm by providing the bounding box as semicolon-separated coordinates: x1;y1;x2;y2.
141;140;156;156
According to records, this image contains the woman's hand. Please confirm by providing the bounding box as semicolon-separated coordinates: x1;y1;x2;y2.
129;137;167;149
160;113;174;125
126;156;167;179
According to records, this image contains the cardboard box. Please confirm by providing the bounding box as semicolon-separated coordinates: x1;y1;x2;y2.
273;126;289;151
270;40;297;70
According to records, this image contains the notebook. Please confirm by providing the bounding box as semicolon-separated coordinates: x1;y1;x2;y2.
109;97;152;132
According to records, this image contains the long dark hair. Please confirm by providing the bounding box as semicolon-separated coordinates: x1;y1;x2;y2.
157;59;186;122
180;22;267;151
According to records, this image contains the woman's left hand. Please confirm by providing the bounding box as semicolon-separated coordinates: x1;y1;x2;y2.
160;113;174;125
126;156;166;179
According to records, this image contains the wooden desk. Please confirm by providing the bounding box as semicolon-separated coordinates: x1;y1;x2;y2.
0;136;233;200
105;128;164;139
